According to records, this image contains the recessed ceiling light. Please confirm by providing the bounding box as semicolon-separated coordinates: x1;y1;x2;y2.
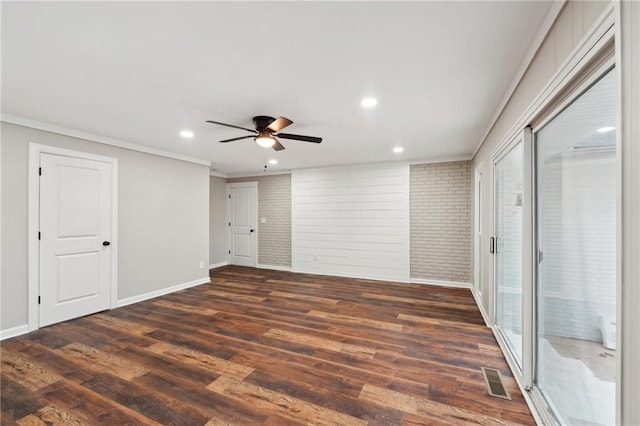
268;159;278;165
360;97;378;108
393;146;404;153
597;126;616;133
180;130;194;138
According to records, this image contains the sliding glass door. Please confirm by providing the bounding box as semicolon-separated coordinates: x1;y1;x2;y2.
535;69;617;425
494;142;524;367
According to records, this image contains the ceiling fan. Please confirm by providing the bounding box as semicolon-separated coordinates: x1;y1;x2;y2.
206;115;322;151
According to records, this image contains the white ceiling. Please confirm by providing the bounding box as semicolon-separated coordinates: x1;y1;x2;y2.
2;1;553;176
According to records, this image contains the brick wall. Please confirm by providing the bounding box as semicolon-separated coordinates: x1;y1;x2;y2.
410;161;472;283
227;174;291;267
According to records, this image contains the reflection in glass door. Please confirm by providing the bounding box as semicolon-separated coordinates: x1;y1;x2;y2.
535;69;617;425
494;142;524;366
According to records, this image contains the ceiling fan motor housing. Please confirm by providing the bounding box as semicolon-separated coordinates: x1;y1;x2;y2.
253;116;276;131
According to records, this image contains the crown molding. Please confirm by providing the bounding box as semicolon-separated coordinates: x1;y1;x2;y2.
1;113;211;167
209;170;229;178
226;170;292;179
409;154;473;165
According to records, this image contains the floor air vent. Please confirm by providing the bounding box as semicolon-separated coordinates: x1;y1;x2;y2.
481;367;511;400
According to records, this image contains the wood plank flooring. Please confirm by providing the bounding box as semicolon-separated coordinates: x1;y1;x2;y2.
1;266;535;425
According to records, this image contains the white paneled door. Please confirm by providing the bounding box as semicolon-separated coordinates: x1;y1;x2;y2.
39;153;113;327
228;184;257;267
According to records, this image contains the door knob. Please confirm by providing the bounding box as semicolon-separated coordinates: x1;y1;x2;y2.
102;241;111;246
250;229;254;233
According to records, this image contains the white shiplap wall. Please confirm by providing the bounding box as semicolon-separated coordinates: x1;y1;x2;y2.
292;164;410;282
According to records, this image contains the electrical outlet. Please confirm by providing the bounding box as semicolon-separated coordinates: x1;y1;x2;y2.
199;261;205;269
261;217;267;223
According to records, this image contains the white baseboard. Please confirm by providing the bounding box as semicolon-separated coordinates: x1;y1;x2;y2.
257;264;292;272
471;289;491;327
410;277;471;289
116;276;210;308
0;324;30;341
209;261;228;269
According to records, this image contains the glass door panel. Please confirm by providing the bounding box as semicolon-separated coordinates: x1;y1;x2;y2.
535;69;616;425
495;142;524;366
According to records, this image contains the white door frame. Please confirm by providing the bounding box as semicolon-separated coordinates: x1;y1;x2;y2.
490;128;533;388
226;181;258;267
28;143;119;331
473;162;483;298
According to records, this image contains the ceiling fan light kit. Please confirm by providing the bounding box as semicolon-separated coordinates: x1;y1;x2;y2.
206;115;322;151
255;132;276;148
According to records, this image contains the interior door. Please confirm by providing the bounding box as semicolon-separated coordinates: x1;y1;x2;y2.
229;185;257;267
39;153;113;327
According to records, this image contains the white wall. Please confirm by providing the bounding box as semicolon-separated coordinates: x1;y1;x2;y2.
1;122;210;332
209;175;228;266
292;164;410;282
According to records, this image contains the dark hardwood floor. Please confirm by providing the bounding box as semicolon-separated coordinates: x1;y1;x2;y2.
1;266;534;425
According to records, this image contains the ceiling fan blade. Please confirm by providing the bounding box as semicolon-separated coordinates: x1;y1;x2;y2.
267;117;293;132
272;139;286;151
219;135;255;143
276;133;322;143
206;120;257;133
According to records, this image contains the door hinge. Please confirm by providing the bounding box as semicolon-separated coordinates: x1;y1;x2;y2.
228;250;231;254
228;194;231;199
38;296;41;305
39;167;42;176
538;249;544;264
228;222;231;227
38;231;41;240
